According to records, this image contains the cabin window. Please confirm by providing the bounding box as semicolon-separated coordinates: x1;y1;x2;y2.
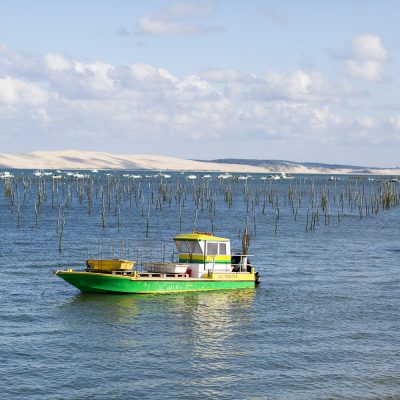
175;241;187;253
187;241;202;254
219;243;227;255
207;242;218;255
175;240;202;254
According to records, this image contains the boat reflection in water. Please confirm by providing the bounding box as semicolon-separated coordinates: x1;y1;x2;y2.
57;288;256;398
60;287;255;325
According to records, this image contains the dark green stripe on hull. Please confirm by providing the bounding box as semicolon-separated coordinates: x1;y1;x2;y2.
56;272;255;294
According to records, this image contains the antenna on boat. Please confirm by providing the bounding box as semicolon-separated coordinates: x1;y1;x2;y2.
241;222;251;273
242;223;250;256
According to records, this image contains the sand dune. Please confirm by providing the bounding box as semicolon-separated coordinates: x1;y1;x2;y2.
0;150;270;172
0;150;399;175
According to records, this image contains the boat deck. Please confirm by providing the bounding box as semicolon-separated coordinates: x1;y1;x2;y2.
87;269;190;278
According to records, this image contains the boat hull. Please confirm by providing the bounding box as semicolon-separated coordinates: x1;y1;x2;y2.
56;271;255;294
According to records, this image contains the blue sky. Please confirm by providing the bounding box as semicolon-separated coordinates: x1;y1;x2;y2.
0;0;399;166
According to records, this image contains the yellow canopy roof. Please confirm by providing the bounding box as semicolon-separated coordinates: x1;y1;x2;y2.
174;232;229;242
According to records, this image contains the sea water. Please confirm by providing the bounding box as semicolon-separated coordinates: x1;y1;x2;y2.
1;172;399;399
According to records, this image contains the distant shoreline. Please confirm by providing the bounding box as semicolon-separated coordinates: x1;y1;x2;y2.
0;150;399;175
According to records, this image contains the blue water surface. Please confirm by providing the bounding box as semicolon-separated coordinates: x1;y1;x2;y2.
1;171;399;399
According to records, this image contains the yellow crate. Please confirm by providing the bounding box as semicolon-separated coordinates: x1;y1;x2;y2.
86;259;135;271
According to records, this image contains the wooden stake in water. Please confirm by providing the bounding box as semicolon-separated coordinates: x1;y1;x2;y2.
58;208;65;253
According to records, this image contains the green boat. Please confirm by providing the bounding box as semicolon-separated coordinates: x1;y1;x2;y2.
55;232;260;294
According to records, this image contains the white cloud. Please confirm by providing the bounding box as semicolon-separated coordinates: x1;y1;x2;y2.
44;53;72;72
168;0;215;17
137;16;202;35
178;74;214;92
352;34;387;61
357;116;376;129
0;45;395;160
248;102;341;135
199;68;248;82
0;76;49;105
136;0;221;35
74;61;115;93
388;116;400;131
32;108;51;123
129;63;154;81
345;60;384;82
0;45;44;79
286;70;312;96
110;63;178;94
345;34;388;81
252;69;359;102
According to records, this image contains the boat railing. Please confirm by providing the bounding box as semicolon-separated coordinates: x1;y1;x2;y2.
230;254;254;273
85;240;255;273
86;239;176;272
